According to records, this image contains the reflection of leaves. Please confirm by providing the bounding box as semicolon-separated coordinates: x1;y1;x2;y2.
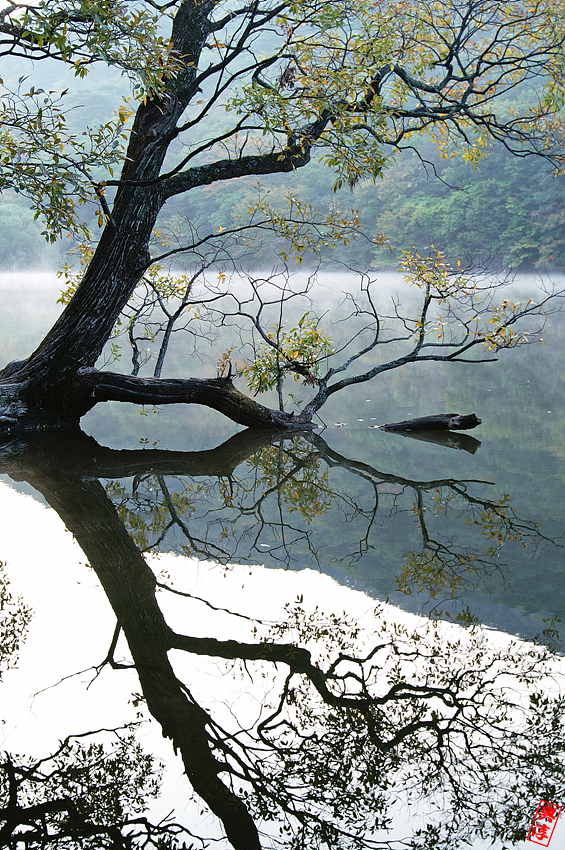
269;601;363;662
0;728;172;849
0;562;32;678
105;477;195;551
238;607;565;850
96;432;560;610
249;442;333;523
396;486;551;611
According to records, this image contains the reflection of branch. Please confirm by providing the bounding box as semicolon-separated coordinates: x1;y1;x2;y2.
156;581;271;625
3;426;557;609
304;432;560;605
0;726;200;849
3;427;565;850
151;473;232;560
0;427;290;479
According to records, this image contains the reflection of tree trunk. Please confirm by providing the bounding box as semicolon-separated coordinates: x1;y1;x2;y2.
0;426;303;480
8;457;261;850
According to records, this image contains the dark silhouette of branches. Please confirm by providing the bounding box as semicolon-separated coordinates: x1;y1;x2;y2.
1;428;564;849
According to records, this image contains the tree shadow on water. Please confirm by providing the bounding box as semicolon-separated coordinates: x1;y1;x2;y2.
0;429;564;850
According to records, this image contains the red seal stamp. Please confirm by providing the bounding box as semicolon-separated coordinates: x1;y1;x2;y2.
527;800;562;847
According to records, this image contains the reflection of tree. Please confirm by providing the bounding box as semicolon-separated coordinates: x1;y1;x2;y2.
82;430;556;603
305;433;554;601
1;430;564;849
101;436;335;566
0;562;31;678
245;433;554;615
0;729;184;849
305;434;558;616
0;568;190;849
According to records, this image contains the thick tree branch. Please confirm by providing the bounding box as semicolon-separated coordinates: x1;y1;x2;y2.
75;369;316;429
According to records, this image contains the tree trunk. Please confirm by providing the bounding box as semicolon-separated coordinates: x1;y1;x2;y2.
0;98;173;429
10;446;262;850
0;0;324;433
1;108;179;388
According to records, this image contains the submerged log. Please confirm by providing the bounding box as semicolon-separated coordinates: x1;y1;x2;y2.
379;413;481;432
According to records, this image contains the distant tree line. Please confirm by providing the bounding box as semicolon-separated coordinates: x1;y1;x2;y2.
159;142;565;273
2;141;564;273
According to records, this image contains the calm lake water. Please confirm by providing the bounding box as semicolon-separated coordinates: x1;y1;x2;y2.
1;270;564;849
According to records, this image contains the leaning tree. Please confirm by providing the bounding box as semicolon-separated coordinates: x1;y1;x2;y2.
1;0;564;432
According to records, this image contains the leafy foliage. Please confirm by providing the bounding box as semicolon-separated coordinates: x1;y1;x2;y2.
0;728;175;849
2;0;565;247
0;0;178;93
0;0;180;241
223;601;565;850
0;561;32;678
1;1;565;432
242;312;333;396
0;87;133;241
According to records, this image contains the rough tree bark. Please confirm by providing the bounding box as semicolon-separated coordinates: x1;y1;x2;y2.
1;0;563;433
0;0;326;433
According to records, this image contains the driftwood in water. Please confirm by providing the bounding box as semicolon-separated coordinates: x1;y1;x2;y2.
379;413;481;432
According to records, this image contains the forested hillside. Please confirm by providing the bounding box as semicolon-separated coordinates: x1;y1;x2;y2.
4;137;563;272
356;145;565;270
2;40;564;275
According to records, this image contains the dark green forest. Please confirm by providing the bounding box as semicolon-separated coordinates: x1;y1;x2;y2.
2;112;564;273
160;142;565;271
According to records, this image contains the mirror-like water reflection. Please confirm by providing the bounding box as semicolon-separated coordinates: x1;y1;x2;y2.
1;273;564;849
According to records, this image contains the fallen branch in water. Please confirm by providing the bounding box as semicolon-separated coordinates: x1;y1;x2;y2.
379;413;481;432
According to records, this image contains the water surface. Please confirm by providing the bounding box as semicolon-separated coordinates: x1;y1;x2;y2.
1;271;564;849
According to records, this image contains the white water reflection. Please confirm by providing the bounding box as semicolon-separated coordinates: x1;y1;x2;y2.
1;268;565;848
1;478;564;849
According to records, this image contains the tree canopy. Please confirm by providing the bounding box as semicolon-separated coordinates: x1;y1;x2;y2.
0;0;564;432
2;5;565;845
